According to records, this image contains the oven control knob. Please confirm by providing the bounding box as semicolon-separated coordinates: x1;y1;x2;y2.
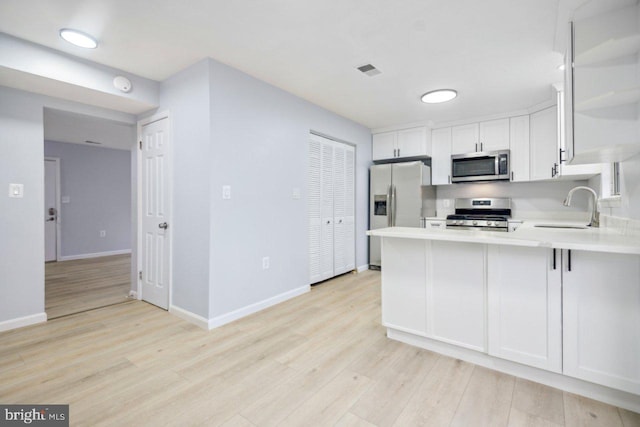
472;220;478;226
457;220;464;225
487;221;493;226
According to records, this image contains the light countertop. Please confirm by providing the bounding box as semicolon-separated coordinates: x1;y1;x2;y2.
367;220;640;255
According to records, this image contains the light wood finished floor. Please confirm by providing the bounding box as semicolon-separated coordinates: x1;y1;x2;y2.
3;270;639;426
45;254;131;319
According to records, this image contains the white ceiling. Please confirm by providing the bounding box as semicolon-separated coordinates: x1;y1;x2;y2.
0;0;564;128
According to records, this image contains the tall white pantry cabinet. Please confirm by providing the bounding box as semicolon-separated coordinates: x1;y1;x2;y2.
308;134;355;284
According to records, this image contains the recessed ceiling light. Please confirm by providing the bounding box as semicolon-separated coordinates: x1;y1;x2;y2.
421;89;457;104
558;64;566;71
59;28;98;49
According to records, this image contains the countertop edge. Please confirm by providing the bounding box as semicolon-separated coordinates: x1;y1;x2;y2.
367;227;640;255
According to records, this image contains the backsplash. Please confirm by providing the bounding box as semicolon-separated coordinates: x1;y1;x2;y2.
600;215;640;237
434;179;592;221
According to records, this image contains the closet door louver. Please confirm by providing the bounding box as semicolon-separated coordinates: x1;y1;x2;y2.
308;134;355;284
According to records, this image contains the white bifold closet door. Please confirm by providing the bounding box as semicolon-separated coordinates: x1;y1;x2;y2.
308;134;355;284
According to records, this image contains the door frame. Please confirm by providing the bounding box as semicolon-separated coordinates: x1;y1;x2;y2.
136;111;173;308
44;156;62;262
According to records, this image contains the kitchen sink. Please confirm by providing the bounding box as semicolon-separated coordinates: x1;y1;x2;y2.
534;224;589;230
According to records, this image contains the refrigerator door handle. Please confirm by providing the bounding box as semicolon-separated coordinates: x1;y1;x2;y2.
386;185;392;227
391;185;397;227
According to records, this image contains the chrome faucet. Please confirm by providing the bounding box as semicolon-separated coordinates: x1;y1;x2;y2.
563;186;599;227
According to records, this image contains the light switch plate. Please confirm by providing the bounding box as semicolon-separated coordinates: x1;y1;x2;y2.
8;183;24;198
61;196;70;204
292;187;301;199
222;185;231;200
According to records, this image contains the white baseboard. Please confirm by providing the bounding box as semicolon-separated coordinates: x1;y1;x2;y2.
387;328;640;414
208;285;310;329
169;305;209;330
357;264;370;273
0;312;47;332
59;249;131;261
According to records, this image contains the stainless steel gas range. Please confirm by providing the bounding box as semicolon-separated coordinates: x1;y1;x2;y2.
446;198;512;232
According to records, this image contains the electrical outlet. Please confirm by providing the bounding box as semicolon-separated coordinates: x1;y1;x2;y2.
99;230;106;237
262;256;270;269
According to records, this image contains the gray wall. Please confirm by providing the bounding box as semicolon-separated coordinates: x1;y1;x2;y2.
44;141;132;258
207;58;371;318
157;60;212;318
154;58;371;320
0;87;45;322
0;85;137;324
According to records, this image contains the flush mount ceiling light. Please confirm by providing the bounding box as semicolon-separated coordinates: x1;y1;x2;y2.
558;64;566;71
421;89;457;104
59;28;98;49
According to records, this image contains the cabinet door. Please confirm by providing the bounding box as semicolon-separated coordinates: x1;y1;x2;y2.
529;106;558;181
487;246;561;372
509;115;530;182
427;241;486;351
334;146;355;275
563;250;640;395
333;144;347;274
431;127;452;185
319;141;334;281
372;132;397;161
381;237;427;336
308;138;323;283
451;123;479;154
479;118;510;152
397;127;427;158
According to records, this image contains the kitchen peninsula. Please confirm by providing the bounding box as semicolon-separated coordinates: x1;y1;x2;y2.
367;223;640;412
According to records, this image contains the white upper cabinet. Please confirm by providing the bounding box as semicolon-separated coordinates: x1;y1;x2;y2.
530;100;602;182
567;3;640;164
372;132;397;161
372;126;428;161
431;127;452;185
529;106;558;181
479;118;510;152
509;115;530;182
451;123;479;154
451;119;509;155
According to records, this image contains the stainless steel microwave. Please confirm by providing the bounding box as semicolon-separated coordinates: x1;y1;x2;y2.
451;150;510;183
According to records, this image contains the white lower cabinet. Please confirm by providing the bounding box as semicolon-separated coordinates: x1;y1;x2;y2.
381;238;427;335
562;250;640;395
427;241;486;352
487;245;562;372
378;237;640;397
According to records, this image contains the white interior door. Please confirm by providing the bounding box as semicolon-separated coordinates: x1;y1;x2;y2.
44;158;58;262
140;117;171;310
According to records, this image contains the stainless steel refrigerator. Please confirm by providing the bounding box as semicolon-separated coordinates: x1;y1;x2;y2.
369;161;436;268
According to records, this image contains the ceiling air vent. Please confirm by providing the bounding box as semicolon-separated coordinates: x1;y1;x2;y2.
84;140;102;145
357;64;381;77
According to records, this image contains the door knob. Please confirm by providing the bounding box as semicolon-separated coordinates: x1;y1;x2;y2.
46;217;55;222
158;222;168;230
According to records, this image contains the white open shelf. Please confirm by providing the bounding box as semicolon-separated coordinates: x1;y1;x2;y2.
575;86;640;112
575;34;640;66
